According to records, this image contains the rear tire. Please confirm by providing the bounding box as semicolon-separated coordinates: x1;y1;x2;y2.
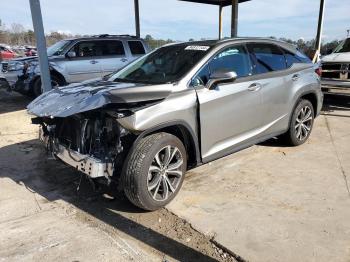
284;99;314;146
123;133;187;211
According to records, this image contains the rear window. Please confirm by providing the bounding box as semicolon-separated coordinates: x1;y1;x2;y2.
248;43;287;73
283;48;311;67
128;41;146;55
99;40;125;56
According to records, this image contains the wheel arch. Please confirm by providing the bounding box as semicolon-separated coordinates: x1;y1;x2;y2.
133;121;201;169
29;68;67;90
299;92;318;117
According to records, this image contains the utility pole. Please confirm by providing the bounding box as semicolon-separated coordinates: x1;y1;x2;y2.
313;0;325;63
134;0;140;38
29;0;52;93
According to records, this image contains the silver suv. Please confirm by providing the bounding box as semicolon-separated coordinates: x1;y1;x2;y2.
28;38;323;210
0;34;149;97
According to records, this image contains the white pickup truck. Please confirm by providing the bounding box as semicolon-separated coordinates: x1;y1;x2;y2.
321;38;350;93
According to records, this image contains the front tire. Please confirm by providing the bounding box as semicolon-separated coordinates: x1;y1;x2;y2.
123;133;187;211
284;99;314;146
32;75;63;97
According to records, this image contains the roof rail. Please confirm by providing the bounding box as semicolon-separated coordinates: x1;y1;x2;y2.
92;34;139;39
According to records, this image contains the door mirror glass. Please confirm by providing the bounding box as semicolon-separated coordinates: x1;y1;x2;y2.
66;51;76;58
207;69;237;90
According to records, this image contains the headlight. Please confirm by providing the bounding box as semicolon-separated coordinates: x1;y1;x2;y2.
7;62;25;71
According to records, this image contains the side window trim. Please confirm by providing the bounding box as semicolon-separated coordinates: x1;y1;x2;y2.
247;42;290;76
67;39;126;59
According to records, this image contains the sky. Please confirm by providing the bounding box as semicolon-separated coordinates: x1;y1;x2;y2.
1;0;349;42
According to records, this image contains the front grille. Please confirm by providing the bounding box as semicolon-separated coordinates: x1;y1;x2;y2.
1;62;8;72
322;63;350;81
322;63;341;71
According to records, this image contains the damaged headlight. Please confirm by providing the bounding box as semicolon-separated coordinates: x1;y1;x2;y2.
7;61;25;71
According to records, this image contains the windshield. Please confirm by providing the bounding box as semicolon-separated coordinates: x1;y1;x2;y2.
110;44;212;84
333;38;350;53
47;40;72;56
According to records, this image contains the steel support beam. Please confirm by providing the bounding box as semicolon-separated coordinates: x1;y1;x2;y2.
231;0;238;37
29;0;51;93
134;0;140;38
218;5;223;39
314;0;325;62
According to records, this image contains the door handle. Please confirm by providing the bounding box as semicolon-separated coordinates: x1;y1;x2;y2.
247;83;261;91
292;74;300;81
121;58;128;62
90;60;98;64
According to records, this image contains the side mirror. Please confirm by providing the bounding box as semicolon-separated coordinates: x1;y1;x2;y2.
206;69;237;90
66;51;76;58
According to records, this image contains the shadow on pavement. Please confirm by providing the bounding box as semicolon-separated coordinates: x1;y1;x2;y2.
0;89;31;114
322;93;350;117
0;138;217;262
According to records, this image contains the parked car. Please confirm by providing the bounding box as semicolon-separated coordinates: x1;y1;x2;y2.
27;38;323;210
0;34;150;97
321;37;350;93
24;47;37;57
0;44;17;61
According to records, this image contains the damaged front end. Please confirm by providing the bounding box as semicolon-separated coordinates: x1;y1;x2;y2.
28;80;172;183
33;110;134;183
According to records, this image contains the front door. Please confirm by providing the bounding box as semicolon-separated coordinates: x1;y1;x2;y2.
193;45;264;162
64;40;102;83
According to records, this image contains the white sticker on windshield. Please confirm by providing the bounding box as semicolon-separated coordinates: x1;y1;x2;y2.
185;45;210;51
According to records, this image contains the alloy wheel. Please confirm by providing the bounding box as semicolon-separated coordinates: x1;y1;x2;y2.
295;105;313;141
147;145;184;202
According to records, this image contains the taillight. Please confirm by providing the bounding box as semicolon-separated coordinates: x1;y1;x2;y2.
315;67;322;77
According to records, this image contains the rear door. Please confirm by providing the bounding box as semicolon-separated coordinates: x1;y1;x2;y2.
97;40;129;75
194;44;264;162
246;43;290;134
64;40;103;83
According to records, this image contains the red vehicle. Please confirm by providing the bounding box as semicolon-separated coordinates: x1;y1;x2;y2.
0;45;17;61
24;47;37;57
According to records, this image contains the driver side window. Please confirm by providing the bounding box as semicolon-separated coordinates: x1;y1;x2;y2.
192;45;252;87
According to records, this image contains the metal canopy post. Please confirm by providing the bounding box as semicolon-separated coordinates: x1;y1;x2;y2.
314;0;325;62
29;0;51;93
231;0;238;37
134;0;140;38
218;5;223;39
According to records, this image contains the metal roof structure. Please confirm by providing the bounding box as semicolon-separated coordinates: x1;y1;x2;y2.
180;0;250;6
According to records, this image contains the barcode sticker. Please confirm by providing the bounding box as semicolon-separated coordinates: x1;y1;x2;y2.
185;46;210;51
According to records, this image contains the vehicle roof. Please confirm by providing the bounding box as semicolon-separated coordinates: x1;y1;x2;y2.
64;34;145;42
165;37;297;51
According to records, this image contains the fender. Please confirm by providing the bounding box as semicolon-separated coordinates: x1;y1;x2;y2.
132;120;201;166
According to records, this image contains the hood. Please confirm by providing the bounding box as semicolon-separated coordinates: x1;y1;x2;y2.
322;52;350;63
27;80;173;118
5;56;38;63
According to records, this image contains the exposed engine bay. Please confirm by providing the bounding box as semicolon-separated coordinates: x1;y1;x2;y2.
33;110;135;183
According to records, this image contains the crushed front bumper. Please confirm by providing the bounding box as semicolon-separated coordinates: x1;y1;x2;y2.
40;131;114;178
55;144;114;179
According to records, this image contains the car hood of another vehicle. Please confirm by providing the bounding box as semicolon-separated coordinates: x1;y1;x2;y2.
27;80;174;118
322;52;350;63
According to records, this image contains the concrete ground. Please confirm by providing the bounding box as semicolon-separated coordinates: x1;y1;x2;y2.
168;94;350;262
0;90;236;262
1;89;350;262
